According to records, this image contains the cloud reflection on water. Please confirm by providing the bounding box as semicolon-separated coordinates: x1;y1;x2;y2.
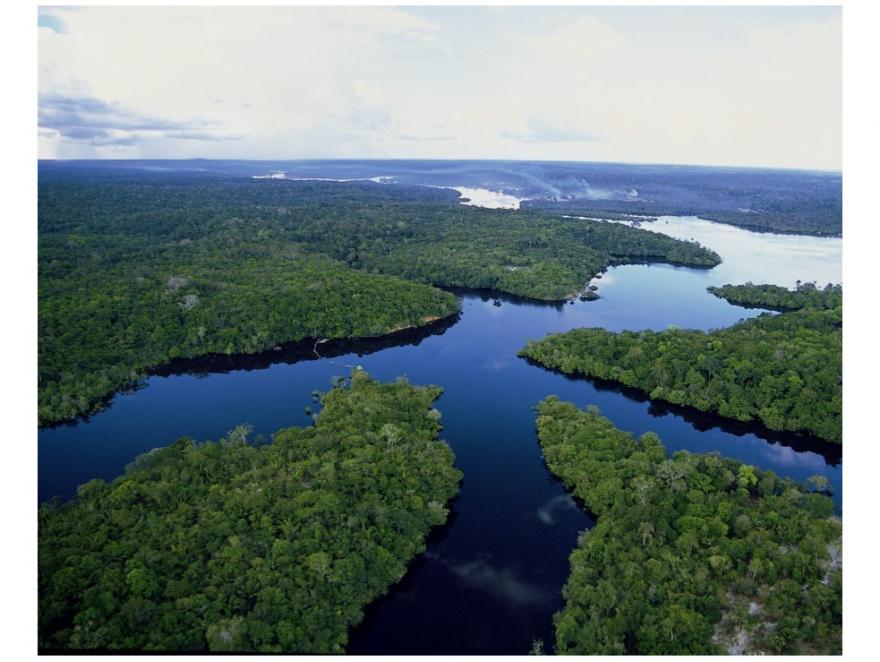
536;493;579;526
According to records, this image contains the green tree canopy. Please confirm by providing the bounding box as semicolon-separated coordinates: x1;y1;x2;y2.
535;396;841;655
39;371;462;653
521;284;842;443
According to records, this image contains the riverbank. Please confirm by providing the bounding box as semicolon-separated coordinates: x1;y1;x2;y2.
39;310;462;429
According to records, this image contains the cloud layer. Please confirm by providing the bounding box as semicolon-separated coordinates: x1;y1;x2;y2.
38;6;841;169
39;94;242;145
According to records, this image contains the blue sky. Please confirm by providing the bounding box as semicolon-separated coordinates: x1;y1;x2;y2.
38;5;841;169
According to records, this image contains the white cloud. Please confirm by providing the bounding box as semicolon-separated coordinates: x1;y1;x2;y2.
501;118;600;144
37;6;841;169
525;15;626;63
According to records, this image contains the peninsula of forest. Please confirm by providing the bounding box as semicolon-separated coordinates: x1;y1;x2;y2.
535;397;841;654
39;372;461;652
520;283;842;443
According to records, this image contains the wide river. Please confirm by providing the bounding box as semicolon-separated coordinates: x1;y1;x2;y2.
38;215;842;654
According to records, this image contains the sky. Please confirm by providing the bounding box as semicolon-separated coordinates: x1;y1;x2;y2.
37;5;841;170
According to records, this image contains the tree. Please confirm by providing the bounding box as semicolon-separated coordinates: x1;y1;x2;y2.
737;465;758;489
807;474;831;494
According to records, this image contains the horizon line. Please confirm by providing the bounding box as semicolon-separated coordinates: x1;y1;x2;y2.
36;156;842;175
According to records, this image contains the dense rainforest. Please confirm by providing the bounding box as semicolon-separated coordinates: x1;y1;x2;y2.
517;162;842;237
39;371;461;652
707;281;842;311
42;159;842;236
38;168;719;425
535;397;841;654
520;284;842;443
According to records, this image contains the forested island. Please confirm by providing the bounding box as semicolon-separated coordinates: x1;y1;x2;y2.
38;168;719;425
535;397;841;654
708;282;842;311
520;283;842;443
39;371;461;652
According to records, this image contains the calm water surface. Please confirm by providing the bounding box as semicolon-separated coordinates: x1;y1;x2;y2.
38;217;842;654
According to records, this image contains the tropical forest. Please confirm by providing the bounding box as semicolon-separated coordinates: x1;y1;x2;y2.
39;372;460;652
37;160;843;655
535;396;840;655
21;1;857;657
520;283;842;443
38;169;719;426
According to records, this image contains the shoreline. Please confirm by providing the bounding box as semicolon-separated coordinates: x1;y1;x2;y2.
519;355;843;455
38;311;462;430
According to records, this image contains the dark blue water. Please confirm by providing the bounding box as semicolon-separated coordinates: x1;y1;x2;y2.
38;218;842;655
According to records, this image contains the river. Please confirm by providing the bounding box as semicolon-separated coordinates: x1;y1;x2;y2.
38;215;842;654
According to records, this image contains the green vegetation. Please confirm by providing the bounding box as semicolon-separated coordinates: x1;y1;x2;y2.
355;209;719;301
708;281;842;311
39;371;461;652
39;174;719;425
535;397;841;654
520;284;842;443
39;245;457;425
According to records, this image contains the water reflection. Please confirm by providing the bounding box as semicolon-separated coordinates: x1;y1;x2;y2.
153;313;459;378
563;367;842;467
445;554;555;608
536;494;580;526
